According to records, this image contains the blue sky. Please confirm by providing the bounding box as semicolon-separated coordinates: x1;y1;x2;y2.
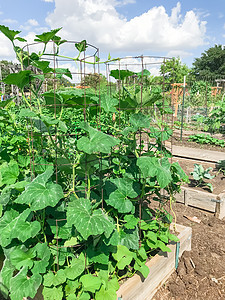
0;0;224;69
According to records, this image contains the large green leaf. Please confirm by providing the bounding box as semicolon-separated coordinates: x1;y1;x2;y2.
0;208;41;247
42;286;63;300
100;94;118;113
15;168;64;211
105;178;139;213
80;274;102;293
10;267;42;300
137;156;172;188
32;243;51;274
112;245;134;270
0;259;15;298
3;70;31;89
129;112;150;129
67;198;114;239
9;246;36;270
77;122;120;154
65;257;85;280
35;28;62;43
55;68;72;79
42;92;63;114
110;69;134;80
0;160;19;186
47;219;72;240
44;269;67;287
95;286;117;300
0;25;21;42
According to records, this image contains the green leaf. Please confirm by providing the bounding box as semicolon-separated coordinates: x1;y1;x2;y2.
112;245;134;270
0;160;19;186
156;240;171;252
100;94;118;113
136;69;150;77
15;168;64;211
0;25;21;42
105;178;139;213
137;157;172;188
67;198;114;239
44;269;66;287
80;274;102;293
65;257;85;280
10;267;42;300
47;219;72;240
110;69;134;80
0;209;41;247
42;286;63;300
42;92;62;114
55;68;72;80
35;28;62;43
86;247;109;265
3;70;31;89
134;263;149;278
65;280;79;296
64;237;78;247
77;122;120;154
32;243;51;274
75;40;88;52
95;286;117;300
9;246;36;269
129;112;150;129
0;259;15;298
119;227;139;250
124;215;139;229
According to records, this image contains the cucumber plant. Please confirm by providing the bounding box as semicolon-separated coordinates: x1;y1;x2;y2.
0;25;188;300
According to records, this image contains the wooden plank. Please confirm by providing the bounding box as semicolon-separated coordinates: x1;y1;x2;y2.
170;145;225;163
218;193;225;220
117;224;192;300
174;186;217;213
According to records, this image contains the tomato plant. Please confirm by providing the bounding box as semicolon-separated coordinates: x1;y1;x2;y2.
0;25;188;300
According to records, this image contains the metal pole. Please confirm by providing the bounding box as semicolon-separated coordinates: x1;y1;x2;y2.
180;76;186;141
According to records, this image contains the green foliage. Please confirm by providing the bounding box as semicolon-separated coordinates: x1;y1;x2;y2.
192;44;225;78
188;133;225;147
160;57;190;86
0;25;187;300
190;164;214;192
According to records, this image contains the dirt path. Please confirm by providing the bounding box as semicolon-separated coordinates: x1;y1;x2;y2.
153;202;225;300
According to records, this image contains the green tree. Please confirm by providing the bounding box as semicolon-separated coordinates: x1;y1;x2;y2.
192;45;225;79
80;73;108;90
160;57;190;85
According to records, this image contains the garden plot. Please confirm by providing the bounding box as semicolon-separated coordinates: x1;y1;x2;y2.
172;157;225;219
153;202;225;300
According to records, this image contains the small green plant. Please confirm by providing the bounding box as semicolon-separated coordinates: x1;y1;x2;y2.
190;164;214;192
216;160;225;175
188;133;225;148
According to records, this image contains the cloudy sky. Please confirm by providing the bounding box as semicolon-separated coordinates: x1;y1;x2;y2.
0;0;224;68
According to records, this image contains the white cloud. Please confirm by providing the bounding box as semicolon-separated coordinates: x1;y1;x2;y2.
167;50;193;59
45;1;207;54
27;19;39;26
2;18;18;24
0;33;15;59
42;0;54;2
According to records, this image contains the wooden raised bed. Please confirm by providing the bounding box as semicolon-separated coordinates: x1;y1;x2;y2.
175;186;225;219
117;223;192;300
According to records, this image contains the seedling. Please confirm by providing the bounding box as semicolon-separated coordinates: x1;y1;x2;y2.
190;164;214;192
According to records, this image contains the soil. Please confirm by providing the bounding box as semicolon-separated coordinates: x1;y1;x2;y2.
172;157;225;195
153;202;225;300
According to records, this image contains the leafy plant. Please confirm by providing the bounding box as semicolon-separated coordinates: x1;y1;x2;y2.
188;133;225;147
190;164;214;192
0;25;187;300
